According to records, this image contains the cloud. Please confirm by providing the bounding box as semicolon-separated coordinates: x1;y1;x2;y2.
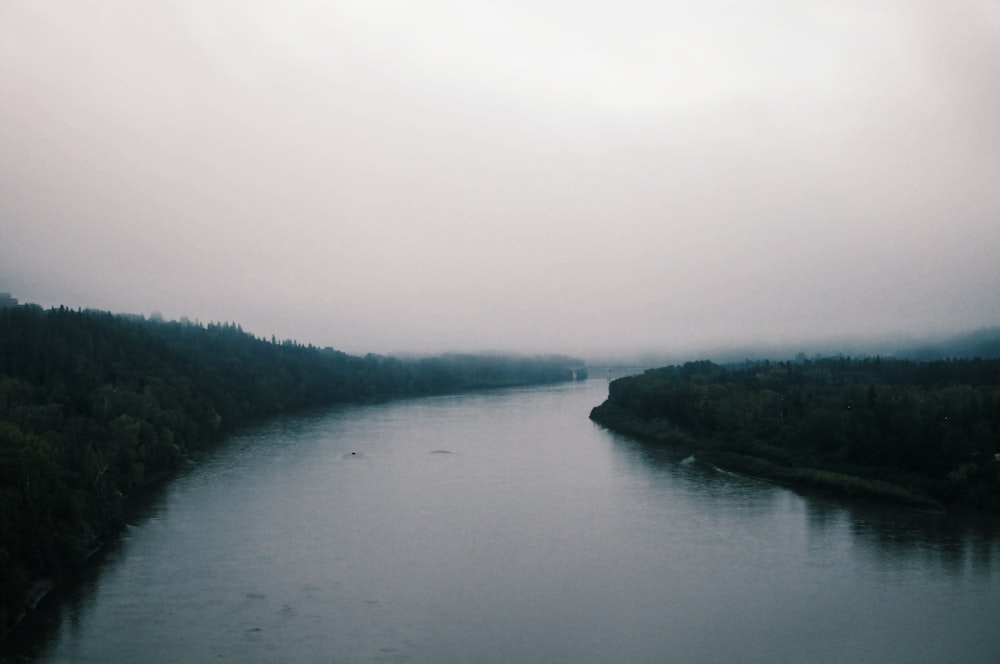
2;0;998;356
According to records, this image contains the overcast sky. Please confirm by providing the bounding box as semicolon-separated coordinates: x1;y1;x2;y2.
2;1;998;357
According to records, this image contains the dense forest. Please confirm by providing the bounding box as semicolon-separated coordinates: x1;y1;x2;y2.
591;357;1000;512
0;304;584;635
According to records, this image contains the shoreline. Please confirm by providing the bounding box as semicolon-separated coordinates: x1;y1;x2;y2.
590;404;948;513
1;372;585;644
694;449;945;511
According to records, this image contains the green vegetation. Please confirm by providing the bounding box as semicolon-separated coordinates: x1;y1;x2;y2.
591;357;1000;512
0;304;582;634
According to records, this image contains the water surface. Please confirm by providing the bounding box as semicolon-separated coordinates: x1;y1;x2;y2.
6;380;1000;662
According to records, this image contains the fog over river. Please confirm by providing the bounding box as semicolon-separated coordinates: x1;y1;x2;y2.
6;379;1000;662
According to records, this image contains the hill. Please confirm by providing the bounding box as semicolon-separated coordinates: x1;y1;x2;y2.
0;304;583;635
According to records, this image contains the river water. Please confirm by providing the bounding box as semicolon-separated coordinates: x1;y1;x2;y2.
5;379;1000;662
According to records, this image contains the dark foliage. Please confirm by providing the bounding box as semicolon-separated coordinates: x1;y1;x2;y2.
0;305;581;634
591;357;1000;511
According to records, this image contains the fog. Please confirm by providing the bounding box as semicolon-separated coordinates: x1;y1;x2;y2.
2;1;998;357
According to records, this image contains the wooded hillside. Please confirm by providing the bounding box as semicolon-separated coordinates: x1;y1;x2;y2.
591;357;1000;511
0;304;582;634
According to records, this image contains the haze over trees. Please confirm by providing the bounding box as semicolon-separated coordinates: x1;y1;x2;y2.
0;303;583;635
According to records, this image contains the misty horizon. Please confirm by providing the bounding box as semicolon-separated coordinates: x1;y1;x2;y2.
6;291;998;368
3;2;998;358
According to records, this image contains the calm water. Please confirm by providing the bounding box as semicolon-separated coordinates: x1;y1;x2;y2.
5;379;1000;663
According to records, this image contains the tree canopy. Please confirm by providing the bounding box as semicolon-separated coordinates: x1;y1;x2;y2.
592;356;1000;511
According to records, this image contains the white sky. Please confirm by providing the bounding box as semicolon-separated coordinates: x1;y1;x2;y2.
2;0;999;357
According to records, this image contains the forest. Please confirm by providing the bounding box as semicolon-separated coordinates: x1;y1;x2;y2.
0;304;583;635
591;356;1000;512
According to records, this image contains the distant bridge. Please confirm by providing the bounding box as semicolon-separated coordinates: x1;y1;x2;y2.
566;365;649;381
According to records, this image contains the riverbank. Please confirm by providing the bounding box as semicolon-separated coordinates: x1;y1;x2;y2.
0;304;585;639
590;404;944;510
589;357;1000;514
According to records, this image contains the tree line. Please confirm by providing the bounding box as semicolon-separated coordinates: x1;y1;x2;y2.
591;356;1000;511
0;304;582;635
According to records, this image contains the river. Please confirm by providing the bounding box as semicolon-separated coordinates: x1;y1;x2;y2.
4;378;1000;662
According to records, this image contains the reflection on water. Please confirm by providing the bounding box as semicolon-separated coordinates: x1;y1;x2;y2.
3;380;1000;663
615;424;1000;575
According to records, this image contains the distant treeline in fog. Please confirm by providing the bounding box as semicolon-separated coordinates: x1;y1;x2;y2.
595;326;1000;371
0;304;582;635
592;356;1000;511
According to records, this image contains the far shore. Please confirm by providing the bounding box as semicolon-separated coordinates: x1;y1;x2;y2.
590;404;946;513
